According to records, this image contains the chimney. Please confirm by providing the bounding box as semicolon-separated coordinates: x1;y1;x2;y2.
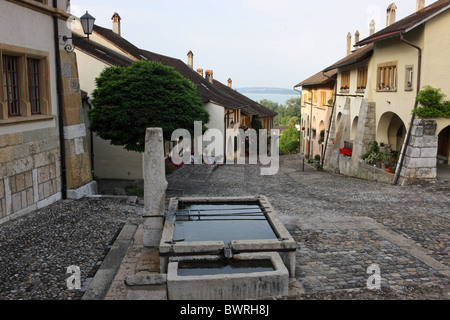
205;70;213;83
370;19;376;36
187;51;194;69
347;32;352;55
386;3;397;27
228;78;232;88
197;68;203;77
416;0;425;12
354;30;360;46
112;12;121;36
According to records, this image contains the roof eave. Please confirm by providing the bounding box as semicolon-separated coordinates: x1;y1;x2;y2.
356;4;450;46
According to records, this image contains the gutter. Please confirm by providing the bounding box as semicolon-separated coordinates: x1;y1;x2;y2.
53;0;67;199
393;33;422;186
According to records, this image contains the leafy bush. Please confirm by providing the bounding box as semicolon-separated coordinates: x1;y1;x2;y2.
412;86;450;118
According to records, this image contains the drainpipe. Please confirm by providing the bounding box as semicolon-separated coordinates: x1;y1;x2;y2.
53;0;67;199
293;86;302;154
393;33;422;186
321;72;338;168
82;96;95;174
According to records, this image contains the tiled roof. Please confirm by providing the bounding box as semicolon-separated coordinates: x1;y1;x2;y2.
73;34;135;67
295;68;337;88
138;49;245;111
92;24;143;60
357;0;450;46
212;79;278;118
80;23;276;118
322;43;374;72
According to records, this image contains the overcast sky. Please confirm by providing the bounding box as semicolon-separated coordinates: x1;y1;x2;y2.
70;0;420;89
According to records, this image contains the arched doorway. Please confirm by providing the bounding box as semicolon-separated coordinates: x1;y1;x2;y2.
438;126;449;164
377;112;406;151
437;125;450;181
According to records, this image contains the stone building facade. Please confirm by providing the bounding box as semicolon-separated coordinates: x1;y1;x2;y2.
0;0;96;224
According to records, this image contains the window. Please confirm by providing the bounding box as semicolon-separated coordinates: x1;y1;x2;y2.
0;45;51;121
377;61;397;92
28;59;41;114
357;67;368;92
340;71;350;92
320;91;327;107
3;55;20;116
405;66;414;91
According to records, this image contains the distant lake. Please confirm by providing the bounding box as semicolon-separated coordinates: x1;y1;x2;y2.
241;93;300;106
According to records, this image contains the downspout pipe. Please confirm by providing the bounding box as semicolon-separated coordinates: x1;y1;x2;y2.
53;0;67;199
393;33;422;186
321;72;338;168
81;95;95;174
293;86;302;154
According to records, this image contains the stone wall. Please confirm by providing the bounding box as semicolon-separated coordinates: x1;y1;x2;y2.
398;119;438;185
59;49;96;198
0;127;62;224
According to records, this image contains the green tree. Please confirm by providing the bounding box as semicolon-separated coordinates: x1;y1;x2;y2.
279;126;300;154
88;61;210;152
259;97;301;126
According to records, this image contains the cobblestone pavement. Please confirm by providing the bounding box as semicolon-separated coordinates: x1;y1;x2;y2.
167;154;450;299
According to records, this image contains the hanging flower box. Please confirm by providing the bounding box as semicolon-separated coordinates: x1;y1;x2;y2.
340;86;350;93
356;86;366;93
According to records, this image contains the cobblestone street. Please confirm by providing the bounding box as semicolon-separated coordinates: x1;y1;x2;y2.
166;154;450;299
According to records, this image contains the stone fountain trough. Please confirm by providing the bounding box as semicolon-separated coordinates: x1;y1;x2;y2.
159;196;297;279
167;252;289;300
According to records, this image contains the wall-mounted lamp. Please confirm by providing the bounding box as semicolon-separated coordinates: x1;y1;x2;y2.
62;11;96;52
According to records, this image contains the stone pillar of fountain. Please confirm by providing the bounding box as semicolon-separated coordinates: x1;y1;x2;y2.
143;128;168;247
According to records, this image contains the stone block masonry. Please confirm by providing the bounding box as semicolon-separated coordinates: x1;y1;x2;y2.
398;119;438;185
0;128;62;224
59;49;96;199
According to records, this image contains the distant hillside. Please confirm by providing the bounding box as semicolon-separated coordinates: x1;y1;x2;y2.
237;87;299;95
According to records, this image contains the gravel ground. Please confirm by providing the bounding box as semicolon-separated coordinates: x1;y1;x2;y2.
0;197;142;300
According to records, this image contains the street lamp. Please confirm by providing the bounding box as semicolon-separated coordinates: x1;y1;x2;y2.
62;11;96;52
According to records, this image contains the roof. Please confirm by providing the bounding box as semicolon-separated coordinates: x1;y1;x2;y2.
212;79;278;118
78;23;276;118
73;34;135;67
139;49;246;111
295;68;337;88
92;24;144;60
357;0;450;46
322;43;374;72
